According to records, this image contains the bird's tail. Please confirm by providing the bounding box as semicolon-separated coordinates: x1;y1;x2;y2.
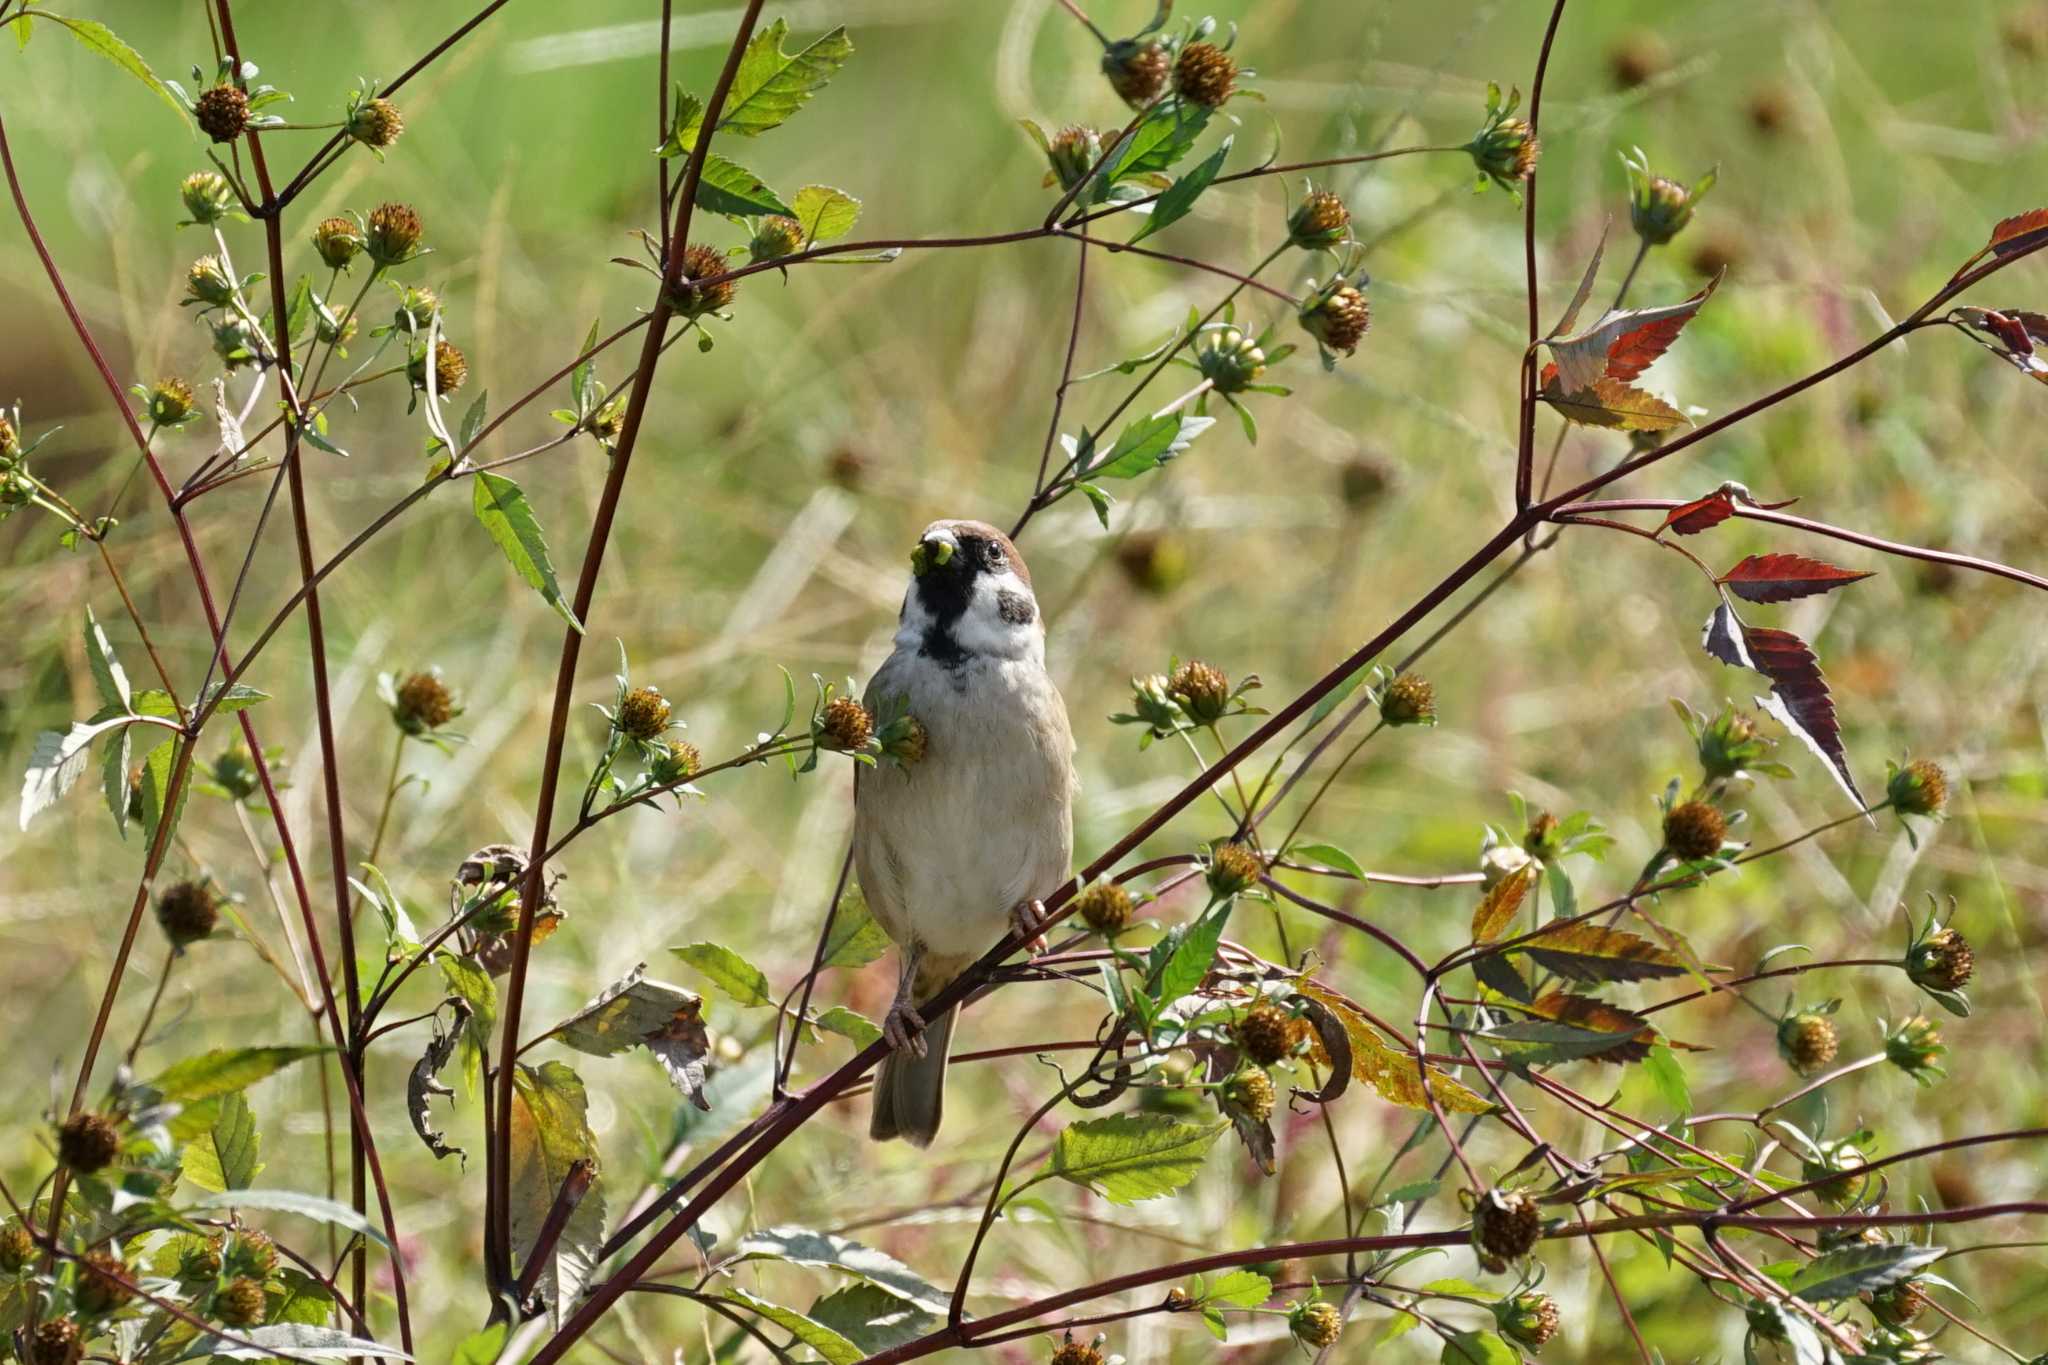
869;1004;956;1147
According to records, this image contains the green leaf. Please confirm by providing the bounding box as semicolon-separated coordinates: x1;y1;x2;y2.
1202;1269;1271;1308
1087;412;1215;479
471;471;582;632
459;391;490;454
1442;1330;1520;1364
186;1189;388;1248
1292;841;1368;882
1045;1114;1224;1205
807;1283;937;1355
508;1062;605;1329
450;1325;508;1365
84;606;130;711
1643;1043;1692;1115
722;1287;863;1365
1077;481;1114;529
719;21;854;138
570;318;600;417
203;1324;411;1360
352;864;422;962
149;1046;326;1102
1156;900;1230;1005
672;941;774;1007
814;1006;881;1048
728;1227;950;1314
179;1091;261;1193
1130;135;1231;244
269;1268;339;1326
37;15;186;120
693;154;794;218
1096;103;1211;190
791;185;861;243
823;895;890;968
657;88;705;158
19;715;138;830
1784;1243;1945;1302
197;681;271;717
553;965;710;1107
100;726;130;839
438;954;498;1096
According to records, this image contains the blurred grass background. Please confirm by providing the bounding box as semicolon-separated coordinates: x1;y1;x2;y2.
4;0;2048;1359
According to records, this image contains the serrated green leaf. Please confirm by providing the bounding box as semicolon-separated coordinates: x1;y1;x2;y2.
268;1269;338;1327
1095;103;1211;191
672;941;774;1007
186;1188;388;1247
1292;841;1368;882
1784;1243;1944;1302
471;470;582;632
37;15;185;120
806;1283;937;1355
459;391;490;454
791;184;861;243
1087;412;1215;480
1203;1269;1271;1308
1130;135;1230;244
1643;1043;1691;1115
1045;1114;1223;1205
729;1228;950;1314
1442;1330;1520;1364
694;154;794;217
718;20;853;138
721;1287;862;1364
1077;481;1114;528
814;1006;881;1048
1156;900;1230;1005
84;606;130;711
823;894;890;968
508;1062;605;1328
149;1046;326;1102
180;1091;260;1193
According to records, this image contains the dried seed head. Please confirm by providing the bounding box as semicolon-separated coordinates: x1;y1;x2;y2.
1193;325;1265;393
1500;1292;1561;1349
1869;1280;1931;1328
818;696;873;752
1288;189;1351;249
156;879;222;948
618;686;673;740
147;378;197;427
408;339;468;395
1379;673;1436;727
1074;881;1133;935
1103;39;1170;106
1465;89;1540;192
195;85;250;143
1113;532;1188;595
1299;284;1371;355
75;1251;131;1315
1206;842;1263;898
1168;660;1230;724
180;170;237;224
1886;759;1948;818
187;255;237;308
392;670;458;734
0;1220;32;1273
0;414;17;461
1801;1136;1868;1207
669;243;736;317
1045;125;1106;193
225;1230;278;1279
1222;1066;1275;1123
651;739;701;785
1291;1300;1343;1349
749;215;805;263
1907;927;1974;992
1048;1336;1104;1365
1174;41;1239;107
1471;1187;1541;1271
313;216;365;270
1778;1010;1840;1075
57;1112;121;1174
365;202;425;266
1662;800;1726;862
882;714;928;767
347;97;405;149
215;1275;267;1327
1234;1003;1296;1066
29;1317;82;1365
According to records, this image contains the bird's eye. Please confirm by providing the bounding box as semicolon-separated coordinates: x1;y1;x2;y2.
983;542;1003;567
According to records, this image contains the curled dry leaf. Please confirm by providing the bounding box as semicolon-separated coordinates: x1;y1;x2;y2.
1658;482;1798;536
408;997;471;1163
1949;306;2048;384
555;963;711;1110
1545;270;1723;394
1542;376;1688;432
1296;979;1493;1114
1949;207;2048;282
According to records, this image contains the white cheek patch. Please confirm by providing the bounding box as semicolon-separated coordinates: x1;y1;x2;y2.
954;568;1042;661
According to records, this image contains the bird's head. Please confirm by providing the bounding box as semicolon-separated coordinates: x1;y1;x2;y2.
899;519;1041;665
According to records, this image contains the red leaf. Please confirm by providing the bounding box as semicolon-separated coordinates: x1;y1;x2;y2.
1605;272;1723;383
1951;306;2048;385
1545;272;1722;394
1658;483;1799;537
1718;553;1875;604
1951;207;2048;281
1743;625;1866;810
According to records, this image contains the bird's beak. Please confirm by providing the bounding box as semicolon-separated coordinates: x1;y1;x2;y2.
909;538;954;576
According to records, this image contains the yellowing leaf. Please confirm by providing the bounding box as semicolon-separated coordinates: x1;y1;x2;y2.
1542;377;1688;432
1470;862;1536;943
1298;980;1492;1115
1045;1114;1223;1205
1517;922;1688;983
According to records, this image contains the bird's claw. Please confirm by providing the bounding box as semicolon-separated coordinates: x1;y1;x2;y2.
1011;898;1051;955
883;999;928;1057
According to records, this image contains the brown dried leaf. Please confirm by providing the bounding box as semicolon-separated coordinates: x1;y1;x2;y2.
1470;861;1536;944
1952;207;2048;280
1951;306;2048;385
1542;377;1688;432
1546;272;1722;392
1519;923;1688;983
1518;991;1658;1063
1296;979;1493;1115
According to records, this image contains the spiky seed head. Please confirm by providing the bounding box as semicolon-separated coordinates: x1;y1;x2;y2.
1466;108;1540;191
1662;800;1726;862
1885;1015;1946;1083
0;414;17;461
347;97;404;149
1500;1292;1561;1349
75;1251;131;1315
195;85;250;143
215;1275;267;1327
0;1220;31;1273
818;697;873;752
187;255;237;308
1869;1280;1930;1328
156;879;222;948
1114;532;1188;595
408;339;468;395
225;1230;277;1279
669;243;736;317
1103;39;1170;106
1045;126;1106;192
1048;1336;1104;1365
617;686;672;740
1174;41;1239;107
207;739;261;803
1291;1300;1343;1348
1801;1137;1868;1207
365;202;425;266
1168;660;1230;724
57;1112;121;1174
1908;927;1974;992
1380;673;1436;726
1193;325;1265;394
1471;1187;1541;1271
147;378;196;427
1288;189;1351;249
180;170;237;224
392;670;457;733
1206;842;1263;898
313;216;365;270
178;1236;224;1282
1073;881;1133;936
1887;760;1948;818
882;714;928;767
392;285;440;332
1630;174;1706;247
1222;1066;1275;1123
1778;1010;1839;1075
1299;284;1371;355
651;739;701;785
29;1317;82;1365
1235;1003;1296;1066
749;215;805;262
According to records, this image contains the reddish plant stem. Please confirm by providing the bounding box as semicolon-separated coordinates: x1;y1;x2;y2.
1514;0;1571;512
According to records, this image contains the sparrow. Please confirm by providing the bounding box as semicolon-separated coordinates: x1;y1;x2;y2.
854;519;1076;1146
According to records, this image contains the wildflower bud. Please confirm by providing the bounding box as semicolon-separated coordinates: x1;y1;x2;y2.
313;216;365;270
1661;800;1726;862
1221;1066;1275;1123
1193;325;1265;394
178;1236;224;1282
818;696;873;752
1040;125;1105;193
156;878;222;948
1379;673;1436;727
408;339;468;395
0;1221;33;1273
75;1251;131;1315
1174;41;1239;107
1299;283;1371;355
618;686;673;741
195;84;250;143
1801;1135;1868;1207
1290;1300;1343;1349
589;396;626;448
1048;1335;1105;1365
651;739;701;785
668;243;736;318
748;215;805;262
875;713;927;767
1868;1280;1930;1328
1164;1287;1194;1311
29;1318;82;1365
1522;811;1563;860
1464;85;1539;193
347;96;404;150
1103;39;1170;107
365;202;425;267
1778;1008;1839;1075
1287;188;1351;249
1627;159;1715;247
180;170;237;224
1114;533;1187;595
1884;1015;1946;1084
1906;926;1973;992
57;1112;121;1173
1234;1002;1297;1066
215;1275;267;1327
147;378;196;427
210;315;265;369
1167;660;1230;724
1886;759;1948;818
186;255;237;308
1470;1187;1542;1272
391;670;458;734
317;308;358;349
225;1230;278;1279
1206;842;1263;898
391;285;440;332
0;414;17;462
1693;705;1773;781
1499;1292;1561;1350
1074;881;1133;936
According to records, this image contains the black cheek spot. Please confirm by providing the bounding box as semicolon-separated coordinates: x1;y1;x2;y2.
997;589;1035;625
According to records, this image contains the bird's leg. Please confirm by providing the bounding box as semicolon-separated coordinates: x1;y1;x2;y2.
1009;898;1050;955
883;942;928;1057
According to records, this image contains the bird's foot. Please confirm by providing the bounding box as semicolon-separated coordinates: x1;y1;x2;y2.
883;996;928;1057
1010;898;1050;955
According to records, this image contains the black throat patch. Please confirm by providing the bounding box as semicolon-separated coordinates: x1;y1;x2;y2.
909;529;999;668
